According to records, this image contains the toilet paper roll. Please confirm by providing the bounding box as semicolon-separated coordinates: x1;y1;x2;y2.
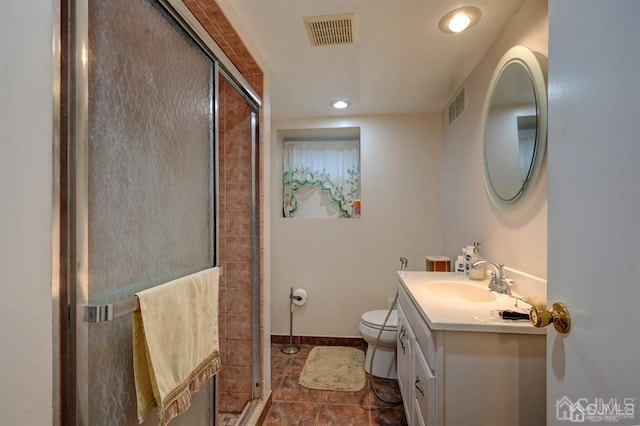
292;289;307;306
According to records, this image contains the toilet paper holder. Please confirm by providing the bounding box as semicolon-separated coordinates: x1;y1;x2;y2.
282;287;306;354
291;288;307;306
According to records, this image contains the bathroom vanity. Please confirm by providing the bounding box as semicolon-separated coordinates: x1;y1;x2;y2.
396;271;546;426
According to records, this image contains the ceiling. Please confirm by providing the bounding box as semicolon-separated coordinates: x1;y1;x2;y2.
223;0;526;119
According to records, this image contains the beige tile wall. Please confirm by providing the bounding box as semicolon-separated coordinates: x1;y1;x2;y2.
183;0;265;413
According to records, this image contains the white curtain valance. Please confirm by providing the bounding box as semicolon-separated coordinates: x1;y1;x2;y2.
283;140;360;218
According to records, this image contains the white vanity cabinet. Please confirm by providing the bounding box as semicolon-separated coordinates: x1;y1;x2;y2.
413;343;437;426
396;281;546;426
397;291;438;426
396;304;414;420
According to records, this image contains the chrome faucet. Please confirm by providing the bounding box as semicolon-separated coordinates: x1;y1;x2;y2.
472;260;511;295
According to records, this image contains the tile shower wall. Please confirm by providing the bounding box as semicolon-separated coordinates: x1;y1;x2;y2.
218;77;255;412
184;0;266;414
184;0;264;95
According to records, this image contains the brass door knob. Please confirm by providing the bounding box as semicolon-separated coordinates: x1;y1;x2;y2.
529;302;571;334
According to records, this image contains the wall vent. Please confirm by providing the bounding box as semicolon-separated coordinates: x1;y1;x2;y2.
448;87;466;127
303;13;357;47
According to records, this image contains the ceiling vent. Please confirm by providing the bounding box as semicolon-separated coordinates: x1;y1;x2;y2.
448;86;466;127
303;13;356;47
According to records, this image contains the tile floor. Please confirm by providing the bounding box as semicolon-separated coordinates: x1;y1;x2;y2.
263;344;408;425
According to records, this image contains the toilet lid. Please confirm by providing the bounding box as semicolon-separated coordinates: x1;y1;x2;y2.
361;309;398;330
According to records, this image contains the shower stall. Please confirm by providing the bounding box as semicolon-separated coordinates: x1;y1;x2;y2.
56;0;262;423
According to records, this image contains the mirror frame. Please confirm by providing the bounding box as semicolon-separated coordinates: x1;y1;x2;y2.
481;45;547;211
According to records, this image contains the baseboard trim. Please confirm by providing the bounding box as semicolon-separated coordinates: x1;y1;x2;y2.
271;335;366;348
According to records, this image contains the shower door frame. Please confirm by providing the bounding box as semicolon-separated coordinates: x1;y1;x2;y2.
55;0;262;424
216;69;263;407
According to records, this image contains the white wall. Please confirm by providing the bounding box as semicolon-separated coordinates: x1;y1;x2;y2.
271;113;442;337
441;0;548;278
0;1;54;424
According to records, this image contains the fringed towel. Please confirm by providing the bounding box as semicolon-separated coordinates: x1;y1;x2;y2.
133;267;221;425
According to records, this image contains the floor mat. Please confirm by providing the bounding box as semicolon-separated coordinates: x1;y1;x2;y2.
298;346;366;392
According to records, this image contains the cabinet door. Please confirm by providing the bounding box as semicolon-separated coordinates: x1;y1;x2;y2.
396;305;414;424
414;346;437;426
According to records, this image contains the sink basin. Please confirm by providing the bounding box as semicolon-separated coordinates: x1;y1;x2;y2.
425;280;497;303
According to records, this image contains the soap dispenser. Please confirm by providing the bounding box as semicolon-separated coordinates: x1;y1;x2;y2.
468;242;486;280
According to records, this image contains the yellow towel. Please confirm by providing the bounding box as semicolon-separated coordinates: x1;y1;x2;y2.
133;267;221;425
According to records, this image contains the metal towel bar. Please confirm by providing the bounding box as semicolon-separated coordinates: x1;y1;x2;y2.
86;296;140;323
84;266;221;323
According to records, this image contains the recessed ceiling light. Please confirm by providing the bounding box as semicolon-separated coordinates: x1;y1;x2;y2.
438;6;481;34
332;100;350;109
448;13;471;32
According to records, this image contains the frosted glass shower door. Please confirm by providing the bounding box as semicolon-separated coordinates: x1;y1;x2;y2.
71;0;216;424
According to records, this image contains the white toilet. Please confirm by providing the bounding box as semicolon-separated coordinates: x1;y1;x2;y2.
358;309;398;379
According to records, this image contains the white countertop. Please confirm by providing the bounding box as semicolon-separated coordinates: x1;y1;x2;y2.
398;271;546;335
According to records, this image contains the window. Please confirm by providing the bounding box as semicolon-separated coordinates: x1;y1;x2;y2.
281;128;360;218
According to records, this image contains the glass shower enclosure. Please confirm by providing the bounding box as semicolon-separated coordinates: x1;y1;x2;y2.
58;0;261;424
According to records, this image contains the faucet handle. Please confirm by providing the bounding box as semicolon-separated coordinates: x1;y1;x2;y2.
487;265;512;295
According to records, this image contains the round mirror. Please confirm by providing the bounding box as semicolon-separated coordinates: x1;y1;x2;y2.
482;45;547;210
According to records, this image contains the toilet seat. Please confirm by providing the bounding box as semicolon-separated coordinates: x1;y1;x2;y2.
360;309;397;331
